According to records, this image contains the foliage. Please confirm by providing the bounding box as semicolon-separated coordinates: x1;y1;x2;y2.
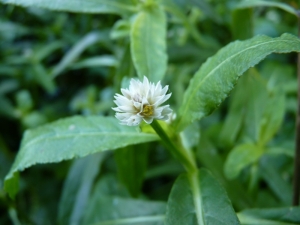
0;0;300;224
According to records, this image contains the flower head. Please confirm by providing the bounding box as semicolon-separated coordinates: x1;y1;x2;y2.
113;77;172;126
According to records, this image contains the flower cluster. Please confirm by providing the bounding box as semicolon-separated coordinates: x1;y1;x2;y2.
113;77;172;126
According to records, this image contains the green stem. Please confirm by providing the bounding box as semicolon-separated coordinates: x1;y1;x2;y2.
150;120;197;173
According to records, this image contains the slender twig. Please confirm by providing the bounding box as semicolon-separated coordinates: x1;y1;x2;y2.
293;10;300;206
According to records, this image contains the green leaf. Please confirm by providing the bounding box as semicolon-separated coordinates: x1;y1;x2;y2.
32;63;56;94
114;144;148;198
82;176;166;225
175;33;300;131
258;92;285;146
224;143;264;180
4;116;158;198
260;156;292;205
0;0;136;16
131;3;167;82
71;55;118;69
165;169;240;225
231;8;253;40
58;152;106;225
51;31;109;78
234;0;298;17
219;69;265;147
197;133;254;210
238;207;300;225
83;197;166;225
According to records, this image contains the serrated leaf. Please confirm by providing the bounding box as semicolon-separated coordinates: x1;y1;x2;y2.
0;0;136;16
131;4;167;82
4;116;158;198
234;0;298;17
224;143;264;180
58;152;106;225
175;33;300;131
165;169;240;225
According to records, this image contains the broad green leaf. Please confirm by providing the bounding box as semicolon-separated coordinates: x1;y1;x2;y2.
238;207;300;225
258;92;285;146
114;144;148;198
131;3;167;82
4;116;158;198
165;169;240;225
0;0;136;16
231;8;253;40
224;143;264;180
234;0;298;17
51;31;109;78
58;152;106;225
82;176;165;225
175;33;300;131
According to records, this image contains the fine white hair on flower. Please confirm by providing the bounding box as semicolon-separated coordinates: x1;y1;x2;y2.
112;76;172;126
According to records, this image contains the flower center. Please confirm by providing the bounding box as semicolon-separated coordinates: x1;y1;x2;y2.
142;105;154;117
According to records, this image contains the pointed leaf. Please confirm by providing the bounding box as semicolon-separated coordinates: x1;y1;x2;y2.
175;33;300;131
238;207;300;225
82;176;165;225
131;4;167;82
165;169;240;225
58;152;106;225
234;0;298;17
51;31;108;78
224;143;264;180
4;116;158;198
115;144;148;197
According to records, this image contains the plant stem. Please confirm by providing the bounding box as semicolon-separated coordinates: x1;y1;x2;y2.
150;120;197;173
293;10;300;206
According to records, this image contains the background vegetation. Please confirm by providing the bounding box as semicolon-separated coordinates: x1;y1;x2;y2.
0;0;300;224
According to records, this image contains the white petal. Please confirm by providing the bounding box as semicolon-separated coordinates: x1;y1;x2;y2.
121;88;132;98
153;93;171;107
143;117;154;124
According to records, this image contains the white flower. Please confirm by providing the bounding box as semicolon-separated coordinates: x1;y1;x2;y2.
113;76;172;126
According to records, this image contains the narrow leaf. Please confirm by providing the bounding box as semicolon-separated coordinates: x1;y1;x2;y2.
4;116;158;198
258;92;285;146
131;4;167;82
115;144;148;198
224;143;264;180
165;169;240;225
234;0;298;17
0;0;136;16
51;31;108;78
58;152;106;225
175;33;300;131
82;176;165;225
238;207;300;225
